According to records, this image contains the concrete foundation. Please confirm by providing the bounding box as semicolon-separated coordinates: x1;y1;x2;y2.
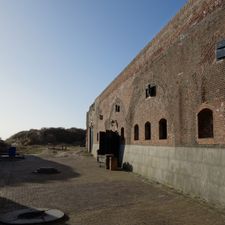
122;145;225;207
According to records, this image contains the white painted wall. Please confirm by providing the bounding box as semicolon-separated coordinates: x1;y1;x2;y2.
92;144;98;158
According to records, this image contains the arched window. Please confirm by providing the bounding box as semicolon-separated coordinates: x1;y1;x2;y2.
159;119;167;139
198;108;213;138
145;122;151;140
134;124;139;140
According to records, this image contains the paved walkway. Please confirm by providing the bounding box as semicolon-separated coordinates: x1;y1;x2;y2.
0;148;225;225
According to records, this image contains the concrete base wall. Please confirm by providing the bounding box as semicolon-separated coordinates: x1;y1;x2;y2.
123;145;225;207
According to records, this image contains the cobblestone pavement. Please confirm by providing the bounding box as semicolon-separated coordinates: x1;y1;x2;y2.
0;148;225;225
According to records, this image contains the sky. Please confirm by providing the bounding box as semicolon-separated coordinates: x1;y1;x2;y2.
0;0;187;140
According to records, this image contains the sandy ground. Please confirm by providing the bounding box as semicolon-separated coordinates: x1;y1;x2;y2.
0;147;225;225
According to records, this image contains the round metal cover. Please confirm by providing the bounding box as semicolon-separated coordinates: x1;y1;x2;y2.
0;208;64;224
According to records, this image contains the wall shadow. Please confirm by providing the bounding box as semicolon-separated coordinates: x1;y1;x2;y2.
0;197;27;215
119;143;125;168
0;155;79;188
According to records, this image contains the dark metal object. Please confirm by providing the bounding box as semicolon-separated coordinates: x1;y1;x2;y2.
17;210;46;219
33;167;60;174
217;40;225;49
0;208;64;224
216;48;225;60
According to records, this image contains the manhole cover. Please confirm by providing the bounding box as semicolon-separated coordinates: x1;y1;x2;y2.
33;167;60;174
0;208;64;224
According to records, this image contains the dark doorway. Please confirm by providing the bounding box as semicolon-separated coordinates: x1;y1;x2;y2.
121;127;125;144
98;130;120;158
119;127;125;167
89;127;93;153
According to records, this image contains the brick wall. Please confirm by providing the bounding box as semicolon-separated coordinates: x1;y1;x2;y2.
87;0;225;150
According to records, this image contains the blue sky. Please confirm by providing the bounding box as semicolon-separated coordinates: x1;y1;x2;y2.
0;0;187;139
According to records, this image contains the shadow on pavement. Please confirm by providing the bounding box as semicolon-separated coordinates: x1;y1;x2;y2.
0;197;70;225
0;155;80;187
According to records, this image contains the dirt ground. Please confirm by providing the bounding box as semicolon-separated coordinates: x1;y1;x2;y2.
0;147;225;225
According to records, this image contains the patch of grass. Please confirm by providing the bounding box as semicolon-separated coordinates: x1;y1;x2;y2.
16;145;46;155
77;147;92;157
16;145;88;155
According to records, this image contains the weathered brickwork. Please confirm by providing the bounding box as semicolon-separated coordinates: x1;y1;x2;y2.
87;0;225;150
86;0;225;206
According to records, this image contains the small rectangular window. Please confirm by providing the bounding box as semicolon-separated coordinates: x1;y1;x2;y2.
216;40;225;61
150;86;156;97
99;115;103;120
115;105;120;112
146;85;156;98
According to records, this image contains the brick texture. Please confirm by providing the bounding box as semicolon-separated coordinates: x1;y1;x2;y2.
87;0;225;150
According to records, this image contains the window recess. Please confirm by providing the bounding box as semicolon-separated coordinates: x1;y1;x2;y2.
146;84;156;98
115;105;120;112
216;40;225;61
